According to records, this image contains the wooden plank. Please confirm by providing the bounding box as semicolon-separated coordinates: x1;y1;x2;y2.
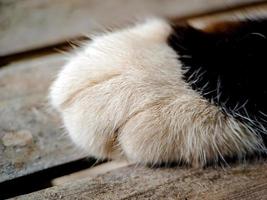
0;0;264;56
0;53;86;183
188;3;267;32
52;160;131;186
13;161;267;200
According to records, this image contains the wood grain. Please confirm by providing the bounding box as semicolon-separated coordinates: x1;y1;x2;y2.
0;0;263;56
13;161;267;200
52;160;131;186
0;54;86;183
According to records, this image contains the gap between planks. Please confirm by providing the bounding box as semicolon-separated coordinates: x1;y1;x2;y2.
13;161;267;200
1;1;267;66
0;0;265;57
51;160;131;186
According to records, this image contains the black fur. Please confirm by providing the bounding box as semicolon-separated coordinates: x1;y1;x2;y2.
168;19;267;145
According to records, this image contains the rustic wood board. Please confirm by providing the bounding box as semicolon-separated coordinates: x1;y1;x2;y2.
0;0;264;56
0;54;86;183
13;161;267;200
188;3;267;31
52;160;131;186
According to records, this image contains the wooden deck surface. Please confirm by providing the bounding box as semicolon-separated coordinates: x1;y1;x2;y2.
0;0;264;56
0;54;86;183
13;161;267;200
1;0;267;199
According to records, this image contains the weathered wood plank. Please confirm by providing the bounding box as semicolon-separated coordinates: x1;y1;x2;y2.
188;3;267;32
0;54;85;183
13;161;267;200
52;160;131;186
0;0;264;56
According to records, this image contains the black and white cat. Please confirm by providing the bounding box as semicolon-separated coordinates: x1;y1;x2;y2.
49;17;267;167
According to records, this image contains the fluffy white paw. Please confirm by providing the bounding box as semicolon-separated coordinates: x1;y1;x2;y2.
49;19;263;167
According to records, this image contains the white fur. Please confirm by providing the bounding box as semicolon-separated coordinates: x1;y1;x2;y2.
49;19;264;166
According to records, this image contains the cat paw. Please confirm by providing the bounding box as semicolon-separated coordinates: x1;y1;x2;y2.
49;19;264;167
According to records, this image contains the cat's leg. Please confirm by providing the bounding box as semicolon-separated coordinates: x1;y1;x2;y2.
49;18;265;166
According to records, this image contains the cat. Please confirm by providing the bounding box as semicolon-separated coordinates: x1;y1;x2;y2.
49;17;267;167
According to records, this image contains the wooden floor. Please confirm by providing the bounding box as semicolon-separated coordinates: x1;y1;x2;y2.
1;0;267;199
13;162;267;200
